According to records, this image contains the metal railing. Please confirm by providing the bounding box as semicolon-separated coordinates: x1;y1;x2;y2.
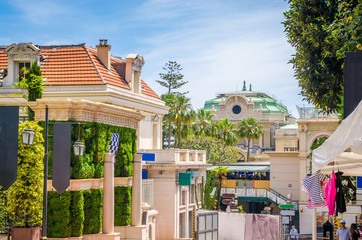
142;179;154;208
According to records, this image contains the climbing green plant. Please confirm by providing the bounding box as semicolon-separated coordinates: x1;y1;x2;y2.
83;189;103;234
114;187;132;226
13;62;45;120
47;191;71;238
70;191;84;237
7;121;44;227
195;175;218;210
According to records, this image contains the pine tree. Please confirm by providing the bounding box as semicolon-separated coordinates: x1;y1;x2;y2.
156;61;187;94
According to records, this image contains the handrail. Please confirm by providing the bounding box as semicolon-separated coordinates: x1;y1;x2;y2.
289;234;329;239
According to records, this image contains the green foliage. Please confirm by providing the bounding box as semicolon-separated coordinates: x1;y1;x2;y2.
42;122;136;179
215;118;238;146
114;187;132;226
195;176;218;210
70;191;84;237
237;205;245;213
238;117;264;161
283;0;361;113
13;62;45;120
7;121;44;227
83;189;103;234
47;191;72;238
180;135;240;164
0;187;8;233
308;137;328;173
156;61;187;94
210;166;230;210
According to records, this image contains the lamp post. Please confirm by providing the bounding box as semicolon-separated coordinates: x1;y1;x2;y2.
22;105;85;239
41;104;49;240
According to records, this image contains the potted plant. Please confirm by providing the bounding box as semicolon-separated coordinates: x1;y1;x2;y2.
7;121;44;240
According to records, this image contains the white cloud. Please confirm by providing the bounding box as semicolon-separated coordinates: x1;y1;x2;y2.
137;0;305;117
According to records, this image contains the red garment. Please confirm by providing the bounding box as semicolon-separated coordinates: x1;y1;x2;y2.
325;172;337;216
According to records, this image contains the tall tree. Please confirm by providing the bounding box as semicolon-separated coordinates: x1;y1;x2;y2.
173;95;192;148
238;117;263;162
193;109;215;137
156;61;187;94
161;93;176;149
283;0;361;114
214;118;238;146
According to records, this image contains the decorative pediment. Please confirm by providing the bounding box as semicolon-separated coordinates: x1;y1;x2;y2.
5;43;40;61
126;54;145;71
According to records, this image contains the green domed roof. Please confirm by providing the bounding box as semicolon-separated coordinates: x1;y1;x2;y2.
204;91;289;115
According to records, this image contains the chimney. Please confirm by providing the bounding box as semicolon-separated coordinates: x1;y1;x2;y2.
96;39;111;70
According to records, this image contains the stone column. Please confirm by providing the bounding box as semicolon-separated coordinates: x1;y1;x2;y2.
132;154;142;226
103;153;115;234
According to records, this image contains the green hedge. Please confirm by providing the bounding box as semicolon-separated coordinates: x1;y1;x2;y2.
70;191;84;237
83;189;103;234
43;122;136;179
47;191;71;238
114;187;132;226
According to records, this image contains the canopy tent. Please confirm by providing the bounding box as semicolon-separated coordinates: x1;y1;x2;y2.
312;100;362;176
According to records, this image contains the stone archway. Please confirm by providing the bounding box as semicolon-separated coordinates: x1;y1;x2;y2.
306;131;332;155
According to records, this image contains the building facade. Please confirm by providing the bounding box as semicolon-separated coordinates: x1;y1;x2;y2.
140;149;210;240
204;81;294;151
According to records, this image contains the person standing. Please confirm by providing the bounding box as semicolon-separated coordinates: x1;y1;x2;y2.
350;223;360;240
289;225;299;239
336;220;352;240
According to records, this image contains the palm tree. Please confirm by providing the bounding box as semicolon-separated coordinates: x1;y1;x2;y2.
193;109;215;137
173;95;192;148
238;117;264;161
161;93;176;149
214;118;238;146
210;166;230;210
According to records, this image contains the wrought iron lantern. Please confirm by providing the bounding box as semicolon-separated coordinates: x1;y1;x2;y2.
73;123;85;156
21;129;35;145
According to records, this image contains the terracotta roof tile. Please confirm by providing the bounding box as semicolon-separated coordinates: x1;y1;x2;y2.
0;50;7;70
0;45;160;99
141;80;160;99
41;47;103;86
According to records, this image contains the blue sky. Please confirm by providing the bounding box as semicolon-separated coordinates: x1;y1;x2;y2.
0;0;310;117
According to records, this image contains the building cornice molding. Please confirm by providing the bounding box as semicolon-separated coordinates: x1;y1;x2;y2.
30;98;144;129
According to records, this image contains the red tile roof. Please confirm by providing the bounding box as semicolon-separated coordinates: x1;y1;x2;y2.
0;45;160;99
0;50;7;70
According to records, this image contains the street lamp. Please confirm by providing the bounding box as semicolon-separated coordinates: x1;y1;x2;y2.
21;129;35;145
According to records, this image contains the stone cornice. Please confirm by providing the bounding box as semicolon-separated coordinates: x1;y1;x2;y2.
297;118;339;124
42;84;169;115
47;177;133;191
31;98;144;129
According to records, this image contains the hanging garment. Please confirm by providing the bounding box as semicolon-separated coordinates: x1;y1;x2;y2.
302;172;328;204
325;171;337;216
305;178;328;209
335;171;346;215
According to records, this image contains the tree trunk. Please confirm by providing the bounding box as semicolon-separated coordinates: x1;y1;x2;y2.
247;139;251;162
216;176;222;210
178;121;182;148
168;121;172;149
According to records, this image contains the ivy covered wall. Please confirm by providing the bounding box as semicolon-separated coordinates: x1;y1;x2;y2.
44;121;137;179
46;122;136;238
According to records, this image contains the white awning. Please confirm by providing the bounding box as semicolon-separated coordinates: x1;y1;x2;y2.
312;100;362;176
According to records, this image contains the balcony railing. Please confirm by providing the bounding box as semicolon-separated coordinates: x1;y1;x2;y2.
142;179;154;208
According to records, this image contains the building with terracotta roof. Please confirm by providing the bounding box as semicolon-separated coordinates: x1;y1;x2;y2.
0;40;168;150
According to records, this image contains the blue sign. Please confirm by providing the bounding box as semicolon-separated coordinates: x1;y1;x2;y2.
137;153;155;161
357;176;362;188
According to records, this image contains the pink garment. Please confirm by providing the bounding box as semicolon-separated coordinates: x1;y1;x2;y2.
325;172;337;216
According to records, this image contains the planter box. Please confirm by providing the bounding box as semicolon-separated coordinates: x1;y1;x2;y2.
11;227;41;240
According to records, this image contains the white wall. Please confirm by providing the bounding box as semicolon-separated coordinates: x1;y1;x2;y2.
138;114;161;150
299;205;361;234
